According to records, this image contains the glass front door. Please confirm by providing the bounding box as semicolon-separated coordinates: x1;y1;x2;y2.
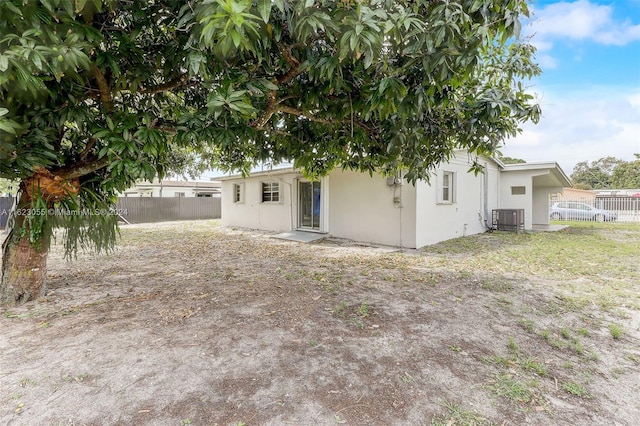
298;181;321;230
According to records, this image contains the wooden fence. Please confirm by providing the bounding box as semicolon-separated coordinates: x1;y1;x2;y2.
0;196;221;228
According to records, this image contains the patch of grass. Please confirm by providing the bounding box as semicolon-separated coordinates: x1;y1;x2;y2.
19;378;37;387
583;350;600;362
540;330;566;350
431;400;494;426
356;301;370;318
569;338;584;355
625;353;640;364
518;319;536;334
348;318;365;329
507;337;519;355
519;358;549;377
576;327;591;337
610;367;625;379
609;323;623;340
496;297;513;308
481;278;513;292
422;222;640;312
488;374;538;404
62;373;87;383
333;302;347;318
487;355;512;368
562;381;591;398
400;372;414;384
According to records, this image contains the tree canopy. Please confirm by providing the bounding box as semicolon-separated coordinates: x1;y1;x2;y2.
570;156;640;190
1;0;540;183
0;0;541;303
611;154;640;189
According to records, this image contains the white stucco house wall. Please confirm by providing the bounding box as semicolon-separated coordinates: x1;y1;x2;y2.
121;179;221;198
219;151;570;248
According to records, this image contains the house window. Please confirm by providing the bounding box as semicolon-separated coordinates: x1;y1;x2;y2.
439;171;455;203
175;192;185;197
511;186;526;195
233;183;244;203
261;181;280;203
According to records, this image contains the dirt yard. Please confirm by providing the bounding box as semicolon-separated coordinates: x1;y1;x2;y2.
1;220;639;425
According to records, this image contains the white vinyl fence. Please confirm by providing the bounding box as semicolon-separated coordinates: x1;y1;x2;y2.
550;197;640;222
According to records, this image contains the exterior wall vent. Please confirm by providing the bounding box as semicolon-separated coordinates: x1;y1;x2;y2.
492;209;524;232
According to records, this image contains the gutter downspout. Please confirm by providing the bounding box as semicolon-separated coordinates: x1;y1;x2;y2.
483;162;491;229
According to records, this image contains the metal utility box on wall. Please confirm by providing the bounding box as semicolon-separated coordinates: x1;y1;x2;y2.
492;209;524;232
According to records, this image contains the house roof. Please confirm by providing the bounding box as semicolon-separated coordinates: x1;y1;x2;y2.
217;166;297;181
127;180;221;193
501;162;572;188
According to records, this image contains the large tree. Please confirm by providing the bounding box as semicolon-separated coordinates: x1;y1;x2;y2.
0;0;540;305
611;154;640;189
570;157;621;190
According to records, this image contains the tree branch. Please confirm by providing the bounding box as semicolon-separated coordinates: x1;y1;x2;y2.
91;65;114;114
140;74;189;95
52;156;111;180
79;138;96;161
276;42;301;85
276;106;338;125
275;105;374;133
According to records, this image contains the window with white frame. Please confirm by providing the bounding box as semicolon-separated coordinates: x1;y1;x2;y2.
439;171;456;203
174;192;185;197
261;181;280;202
233;183;244;203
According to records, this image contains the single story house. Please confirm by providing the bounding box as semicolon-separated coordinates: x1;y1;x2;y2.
219;151;571;248
121;179;221;198
554;187;597;202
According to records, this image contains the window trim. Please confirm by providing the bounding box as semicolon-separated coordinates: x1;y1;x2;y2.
437;170;456;204
233;183;244;204
261;181;281;203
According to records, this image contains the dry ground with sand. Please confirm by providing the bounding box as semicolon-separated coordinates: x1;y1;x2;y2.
1;220;639;425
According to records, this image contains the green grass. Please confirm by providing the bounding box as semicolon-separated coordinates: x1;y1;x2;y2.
562;381;591;398
609;323;624;340
488;374;539;404
431;401;494;426
422;222;640;310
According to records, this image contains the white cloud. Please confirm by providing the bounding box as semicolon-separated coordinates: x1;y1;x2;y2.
526;0;640;50
503;88;640;175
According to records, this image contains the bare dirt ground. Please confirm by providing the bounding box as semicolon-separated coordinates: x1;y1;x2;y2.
1;220;639;426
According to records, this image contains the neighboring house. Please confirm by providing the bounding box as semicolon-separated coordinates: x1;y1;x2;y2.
122;179;221;198
219;151;571;248
554;187;597;202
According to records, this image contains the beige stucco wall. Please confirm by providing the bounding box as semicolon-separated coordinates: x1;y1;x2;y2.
327;169;417;247
415;156;499;247
532;188;552;225
498;170;534;229
221;172;297;232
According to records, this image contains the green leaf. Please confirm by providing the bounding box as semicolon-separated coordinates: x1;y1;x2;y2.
0;55;8;72
257;0;271;23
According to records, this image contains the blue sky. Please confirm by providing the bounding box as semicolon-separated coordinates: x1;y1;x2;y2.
501;0;640;175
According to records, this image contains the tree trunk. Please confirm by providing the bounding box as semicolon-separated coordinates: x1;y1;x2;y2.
0;170;78;305
1;227;48;305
